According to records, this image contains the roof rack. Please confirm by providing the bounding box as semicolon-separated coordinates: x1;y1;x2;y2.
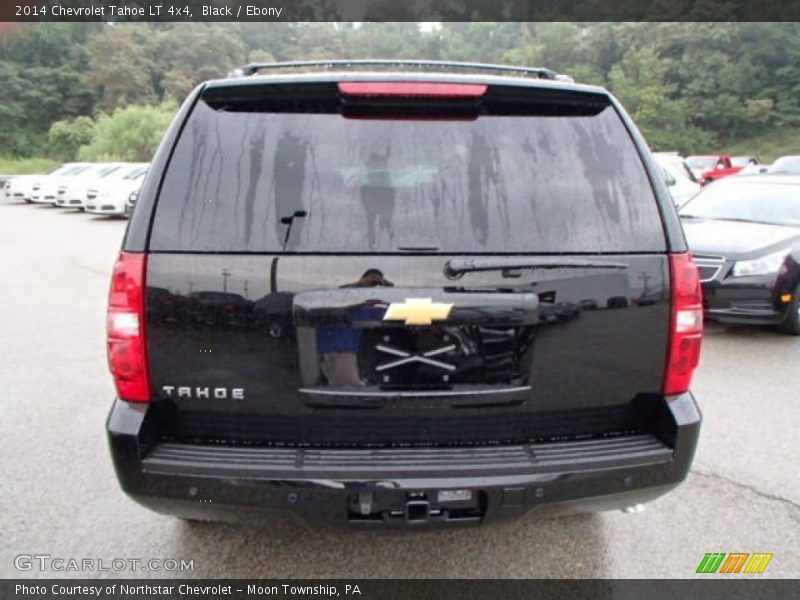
230;60;563;81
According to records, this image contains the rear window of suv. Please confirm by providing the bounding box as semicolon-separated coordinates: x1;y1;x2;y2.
150;86;665;253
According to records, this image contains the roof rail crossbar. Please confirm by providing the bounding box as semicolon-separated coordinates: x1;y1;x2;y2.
231;60;560;80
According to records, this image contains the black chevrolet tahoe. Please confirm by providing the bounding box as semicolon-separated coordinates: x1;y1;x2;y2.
106;60;703;528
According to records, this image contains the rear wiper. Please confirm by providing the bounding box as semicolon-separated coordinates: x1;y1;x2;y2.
444;257;628;278
280;210;307;251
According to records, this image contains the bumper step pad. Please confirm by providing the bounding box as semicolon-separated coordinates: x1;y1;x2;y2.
142;434;672;479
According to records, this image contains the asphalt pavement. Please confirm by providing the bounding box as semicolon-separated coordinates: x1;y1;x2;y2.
1;196;798;578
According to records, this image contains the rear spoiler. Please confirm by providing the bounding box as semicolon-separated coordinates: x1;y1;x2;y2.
202;79;608;117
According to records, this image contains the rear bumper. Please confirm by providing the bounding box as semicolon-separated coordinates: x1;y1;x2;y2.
107;394;701;528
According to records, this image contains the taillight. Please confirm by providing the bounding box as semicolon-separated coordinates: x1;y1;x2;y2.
663;252;703;395
338;81;488;97
107;251;150;402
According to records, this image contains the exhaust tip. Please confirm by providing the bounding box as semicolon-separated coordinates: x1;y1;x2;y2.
621;504;646;514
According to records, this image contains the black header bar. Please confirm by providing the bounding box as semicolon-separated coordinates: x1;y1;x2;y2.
2;579;799;600
4;0;800;22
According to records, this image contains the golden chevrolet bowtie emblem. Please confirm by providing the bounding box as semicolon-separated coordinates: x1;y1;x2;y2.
383;298;453;326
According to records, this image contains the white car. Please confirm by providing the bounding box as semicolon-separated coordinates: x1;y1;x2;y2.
30;163;95;204
85;165;149;217
738;163;770;175
767;155;800;174
57;163;142;209
653;153;701;208
3;177;15;201
7;164;79;203
7;172;46;203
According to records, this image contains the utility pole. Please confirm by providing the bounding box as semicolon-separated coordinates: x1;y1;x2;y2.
638;271;651;298
222;268;231;293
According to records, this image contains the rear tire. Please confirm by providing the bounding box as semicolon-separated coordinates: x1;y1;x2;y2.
779;284;800;335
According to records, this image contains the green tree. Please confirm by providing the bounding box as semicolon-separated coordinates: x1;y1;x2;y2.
609;46;710;151
78;103;176;162
84;26;156;112
292;25;345;60
0;60;94;157
4;21;800;160
343;23;425;59
0;22;102;68
0;61;32;156
238;23;300;62
248;49;276;64
0;23;97;155
153;24;246;102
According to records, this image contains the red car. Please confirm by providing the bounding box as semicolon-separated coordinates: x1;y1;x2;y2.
686;154;744;184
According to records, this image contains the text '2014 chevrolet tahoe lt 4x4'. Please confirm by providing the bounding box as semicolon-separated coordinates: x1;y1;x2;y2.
106;60;702;528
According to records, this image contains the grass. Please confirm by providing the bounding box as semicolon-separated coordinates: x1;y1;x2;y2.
0;157;60;175
722;127;800;163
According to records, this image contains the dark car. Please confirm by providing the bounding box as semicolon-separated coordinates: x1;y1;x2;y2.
680;175;800;333
124;189;139;217
188;291;252;328
106;60;702;528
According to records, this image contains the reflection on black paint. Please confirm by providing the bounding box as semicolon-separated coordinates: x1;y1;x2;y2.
360;150;396;250
467;132;490;245
272;131;308;249
243;124;266;246
189;291;251;327
252;291;294;338
145;254;670;446
148;288;255;330
316;269;393;386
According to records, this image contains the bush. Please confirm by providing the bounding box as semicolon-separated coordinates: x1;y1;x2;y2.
78;102;177;162
48;116;96;161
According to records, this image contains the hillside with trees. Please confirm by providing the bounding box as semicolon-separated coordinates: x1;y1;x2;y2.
1;22;799;166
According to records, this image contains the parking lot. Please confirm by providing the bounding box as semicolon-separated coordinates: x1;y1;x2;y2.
1;196;798;579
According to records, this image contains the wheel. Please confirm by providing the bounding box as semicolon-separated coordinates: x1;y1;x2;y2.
779;284;800;335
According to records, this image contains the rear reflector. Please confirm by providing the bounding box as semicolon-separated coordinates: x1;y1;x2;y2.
663;253;703;395
338;82;488;97
107;252;150;402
